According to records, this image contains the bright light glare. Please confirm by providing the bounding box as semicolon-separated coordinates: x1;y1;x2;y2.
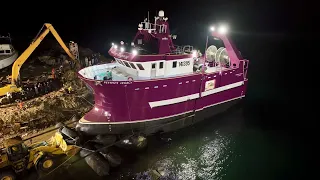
104;111;109;116
132;49;138;55
120;47;125;52
111;42;114;46
131;42;134;46
210;26;215;31
218;25;228;34
114;45;118;49
94;107;99;111
192;50;197;57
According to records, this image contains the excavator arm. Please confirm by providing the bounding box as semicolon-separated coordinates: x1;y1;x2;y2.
11;23;77;84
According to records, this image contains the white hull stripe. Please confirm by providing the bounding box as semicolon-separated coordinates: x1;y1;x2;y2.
149;93;199;108
79;95;244;125
149;81;244;108
201;81;244;97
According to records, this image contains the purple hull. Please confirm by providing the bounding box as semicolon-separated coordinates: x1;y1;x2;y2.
76;11;249;136
76;61;248;135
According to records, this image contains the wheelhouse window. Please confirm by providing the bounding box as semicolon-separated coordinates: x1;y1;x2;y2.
136;63;145;70
0;50;4;54
172;61;177;68
117;60;123;65
152;63;156;69
129;62;136;69
123;61;131;68
159;62;164;69
5;50;10;54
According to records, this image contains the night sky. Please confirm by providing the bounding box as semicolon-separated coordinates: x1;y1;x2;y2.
1;0;314;127
0;0;316;175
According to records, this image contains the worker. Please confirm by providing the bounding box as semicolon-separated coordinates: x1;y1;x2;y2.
106;70;112;80
85;57;89;67
52;68;56;79
37;83;43;95
67;86;72;94
6;92;12;103
95;53;98;64
34;84;39;95
46;81;51;92
91;54;95;65
18;101;23;110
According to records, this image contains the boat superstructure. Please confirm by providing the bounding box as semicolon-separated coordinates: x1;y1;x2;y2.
0;34;18;70
76;11;249;135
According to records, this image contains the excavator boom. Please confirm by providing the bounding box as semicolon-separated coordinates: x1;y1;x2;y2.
11;23;76;84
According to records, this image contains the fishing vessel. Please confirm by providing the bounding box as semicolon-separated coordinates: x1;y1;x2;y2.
0;35;18;70
76;11;249;135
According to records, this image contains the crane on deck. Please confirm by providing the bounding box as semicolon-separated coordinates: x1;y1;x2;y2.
0;23;79;97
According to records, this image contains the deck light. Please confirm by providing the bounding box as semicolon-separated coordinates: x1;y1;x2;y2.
112;42;114;46
120;47;125;52
210;26;215;31
192;50;197;57
132;49;138;55
114;45;118;49
218;25;228;34
94;107;99;111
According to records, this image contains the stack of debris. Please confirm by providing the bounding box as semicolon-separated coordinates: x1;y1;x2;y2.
0;68;93;144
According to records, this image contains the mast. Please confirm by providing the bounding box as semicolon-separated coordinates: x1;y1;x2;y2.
148;11;150;29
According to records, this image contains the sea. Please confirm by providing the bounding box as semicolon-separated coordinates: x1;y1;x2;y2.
24;36;311;180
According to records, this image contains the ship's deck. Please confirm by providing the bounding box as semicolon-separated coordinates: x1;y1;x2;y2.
78;62;227;81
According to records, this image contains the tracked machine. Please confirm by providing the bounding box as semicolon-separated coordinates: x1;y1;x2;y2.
0;23;79;105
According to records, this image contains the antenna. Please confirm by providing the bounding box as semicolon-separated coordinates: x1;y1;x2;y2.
148;11;150;28
8;33;11;43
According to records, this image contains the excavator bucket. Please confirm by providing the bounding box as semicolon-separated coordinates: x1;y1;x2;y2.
48;132;80;156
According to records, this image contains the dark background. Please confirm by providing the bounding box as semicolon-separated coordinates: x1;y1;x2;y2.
1;0;316;177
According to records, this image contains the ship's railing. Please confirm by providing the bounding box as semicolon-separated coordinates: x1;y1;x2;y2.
139;22;167;33
169;45;194;55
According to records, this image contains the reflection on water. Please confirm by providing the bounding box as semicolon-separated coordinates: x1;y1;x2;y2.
149;131;232;180
36;108;294;180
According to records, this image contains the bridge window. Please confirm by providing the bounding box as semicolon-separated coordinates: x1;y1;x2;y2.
0;50;4;54
159;62;164;69
152;63;156;69
172;61;177;68
123;61;131;68
118;60;124;65
5;50;10;54
136;63;145;70
129;62;136;69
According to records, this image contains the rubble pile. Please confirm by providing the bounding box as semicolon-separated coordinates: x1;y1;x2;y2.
0;69;93;142
0;38;112;143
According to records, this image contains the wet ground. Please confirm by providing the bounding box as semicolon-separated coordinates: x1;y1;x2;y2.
24;102;301;180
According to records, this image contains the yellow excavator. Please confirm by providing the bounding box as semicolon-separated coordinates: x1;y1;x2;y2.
0;23;78;97
0;132;79;180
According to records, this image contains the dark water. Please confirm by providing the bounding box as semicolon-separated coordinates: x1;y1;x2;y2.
32;102;300;180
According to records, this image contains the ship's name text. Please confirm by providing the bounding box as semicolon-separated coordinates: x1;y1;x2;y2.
179;61;190;67
104;81;132;85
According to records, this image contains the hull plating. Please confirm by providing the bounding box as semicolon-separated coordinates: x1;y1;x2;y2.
76;97;243;135
77;61;248;135
0;51;18;69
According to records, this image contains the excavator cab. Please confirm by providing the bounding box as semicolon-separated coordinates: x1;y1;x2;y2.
3;137;30;173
